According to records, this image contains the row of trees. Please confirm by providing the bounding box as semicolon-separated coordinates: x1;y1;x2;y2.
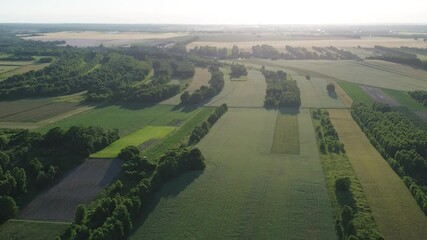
312;109;345;154
368;46;427;70
180;66;225;105
59;146;206;240
262;68;301;108
0;126;119;222
351;102;427;214
408;90;427;107
189;104;228;145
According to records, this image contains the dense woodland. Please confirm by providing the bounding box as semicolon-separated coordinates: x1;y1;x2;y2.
229;63;248;79
57;104;227;240
351;102;427;215
0;126;119;222
261;68;301;108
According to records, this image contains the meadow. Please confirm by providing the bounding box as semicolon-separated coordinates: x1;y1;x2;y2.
0;220;69;240
130;108;337;239
90;126;177;158
329;109;427;240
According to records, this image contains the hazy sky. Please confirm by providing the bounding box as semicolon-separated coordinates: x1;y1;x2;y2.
1;0;426;25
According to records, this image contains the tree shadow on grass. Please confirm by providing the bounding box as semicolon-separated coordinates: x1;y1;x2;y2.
336;189;357;212
130;170;204;233
278;107;300;115
328;90;338;99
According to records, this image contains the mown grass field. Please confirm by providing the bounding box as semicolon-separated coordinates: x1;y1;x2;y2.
382;88;426;111
329;109;427;240
206;69;266;107
271;109;299;154
36;104;205;136
0;220;69;240
130;108;337;239
336;81;374;105
91;126;176;158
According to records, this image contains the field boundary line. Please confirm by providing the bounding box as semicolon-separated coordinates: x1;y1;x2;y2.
9;218;71;225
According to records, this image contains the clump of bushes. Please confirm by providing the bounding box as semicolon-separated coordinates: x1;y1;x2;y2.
189;104;228;145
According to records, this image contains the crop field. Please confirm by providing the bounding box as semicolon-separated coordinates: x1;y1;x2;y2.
161;67;211;105
18;158;122;221
328;109;427;240
130;108;337;239
91;126;177;158
0;220;69;240
187;37;427;51
295;76;345;108
37;104;206;136
25;31;189;47
271;109;299;154
242;59;427;91
0;63;50;80
206;69;266;107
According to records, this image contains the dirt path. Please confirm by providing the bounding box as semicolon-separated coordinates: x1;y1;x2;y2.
360;85;400;106
329;109;427;240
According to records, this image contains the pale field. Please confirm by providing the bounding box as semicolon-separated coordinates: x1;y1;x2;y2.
25;31;189;40
188;37;427;51
329;109;427;240
241;59;427;91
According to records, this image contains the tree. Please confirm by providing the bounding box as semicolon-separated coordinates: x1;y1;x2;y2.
0;151;9;169
327;83;335;92
231;45;239;59
0;195;18;221
335;177;351;191
118;146;140;161
75;204;86;224
188;91;203;104
306;75;311;80
180;91;190;103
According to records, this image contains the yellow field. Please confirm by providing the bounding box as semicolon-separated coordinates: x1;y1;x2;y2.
188;37;427;51
329;109;427;240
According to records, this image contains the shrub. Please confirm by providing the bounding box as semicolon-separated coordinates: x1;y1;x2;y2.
336;177;351;191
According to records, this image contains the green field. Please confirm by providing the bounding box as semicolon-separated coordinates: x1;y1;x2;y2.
329;109;427;240
130;108;337;239
336;81;374;105
271;109;299;154
382;88;426;111
91;126;176;158
206;69;266;107
296;76;345;108
37;104;205;136
0;220;69;240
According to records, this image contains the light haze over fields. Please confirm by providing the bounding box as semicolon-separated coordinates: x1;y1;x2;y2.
0;0;426;24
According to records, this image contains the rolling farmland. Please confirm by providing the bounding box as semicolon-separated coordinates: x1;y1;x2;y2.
130;108;337;239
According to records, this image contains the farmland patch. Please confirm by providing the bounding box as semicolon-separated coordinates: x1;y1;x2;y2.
271;109;299;154
18;158;122;221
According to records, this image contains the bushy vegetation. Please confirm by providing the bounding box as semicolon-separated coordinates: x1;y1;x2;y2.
229;63;247;79
351;102;427;214
0;126;119;222
189;104;228;145
408;90;427;107
180;66;224;105
312;109;345;154
312;109;383;240
261;68;301;108
58;146;206;240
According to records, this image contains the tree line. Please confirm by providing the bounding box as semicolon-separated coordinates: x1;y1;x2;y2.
351;102;427;215
367;46;427;70
312;109;345;154
180;66;225;105
189;104;228;145
261;68;301;108
0;126;119;222
57;104;228;239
